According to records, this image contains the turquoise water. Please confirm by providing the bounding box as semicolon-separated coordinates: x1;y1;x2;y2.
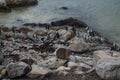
0;0;120;44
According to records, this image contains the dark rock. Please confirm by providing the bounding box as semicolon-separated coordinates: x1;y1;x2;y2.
60;7;68;10
51;18;87;27
21;59;34;65
6;0;38;8
55;48;71;60
6;62;31;78
0;6;11;12
23;23;39;27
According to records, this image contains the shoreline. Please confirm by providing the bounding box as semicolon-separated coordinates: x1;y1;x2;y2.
0;17;119;80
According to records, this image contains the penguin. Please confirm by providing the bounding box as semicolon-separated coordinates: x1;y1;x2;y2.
64;26;68;31
99;37;104;44
0;40;4;47
71;26;76;35
54;32;60;39
85;27;89;31
45;25;50;30
12;27;20;33
88;29;95;37
111;43;118;51
46;34;51;40
0;29;2;36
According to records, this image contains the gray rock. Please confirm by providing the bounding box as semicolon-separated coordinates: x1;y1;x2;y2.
6;62;31;78
55;47;71;60
27;64;51;78
58;29;75;42
37;57;66;69
93;50;120;80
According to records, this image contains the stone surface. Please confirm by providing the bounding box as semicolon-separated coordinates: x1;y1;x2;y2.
55;47;71;60
6;62;31;78
93;50;120;80
68;41;88;52
1;69;7;75
37;57;66;69
27;64;51;78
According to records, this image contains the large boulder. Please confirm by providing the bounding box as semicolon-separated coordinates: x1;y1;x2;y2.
68;39;89;53
93;50;120;80
55;47;71;60
27;64;51;78
51;18;87;28
58;29;75;42
37;57;66;69
6;0;38;8
6;62;31;78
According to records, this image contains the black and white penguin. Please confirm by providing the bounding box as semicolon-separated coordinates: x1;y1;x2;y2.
71;26;76;35
64;26;68;31
111;43;118;51
85;27;89;31
0;40;4;47
45;25;50;30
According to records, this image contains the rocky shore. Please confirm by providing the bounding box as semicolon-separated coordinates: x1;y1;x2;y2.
0;0;38;12
0;18;120;80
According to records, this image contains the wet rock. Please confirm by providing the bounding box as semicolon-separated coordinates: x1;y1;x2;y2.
93;50;120;80
6;0;38;8
0;6;11;12
21;58;34;65
55;66;70;72
4;31;14;38
68;42;88;53
15;33;27;39
6;62;31;78
0;52;4;64
55;66;70;76
23;23;39;27
55;48;71;60
37;57;66;69
48;30;57;39
51;18;87;27
58;29;75;42
60;7;68;10
20;27;33;34
27;64;51;78
68;61;92;69
34;29;48;37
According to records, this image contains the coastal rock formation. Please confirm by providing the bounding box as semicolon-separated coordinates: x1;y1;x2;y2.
6;62;31;78
0;0;38;12
0;18;115;80
6;0;38;8
93;50;120;80
51;18;88;27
